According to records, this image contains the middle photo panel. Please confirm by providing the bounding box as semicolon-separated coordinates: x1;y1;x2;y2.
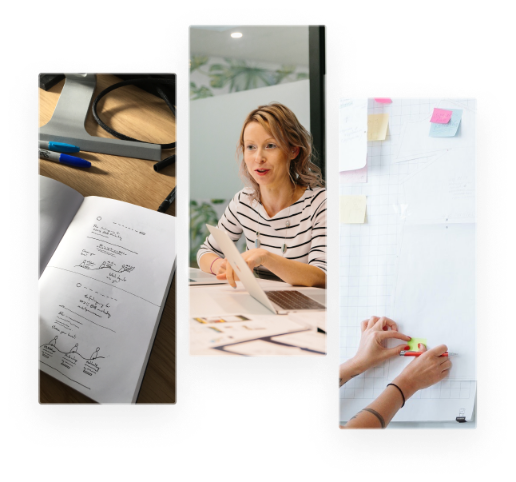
189;25;327;356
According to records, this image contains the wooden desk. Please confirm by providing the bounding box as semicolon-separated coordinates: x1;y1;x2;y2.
39;74;176;403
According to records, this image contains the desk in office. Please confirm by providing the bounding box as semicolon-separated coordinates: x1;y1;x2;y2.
190;275;326;356
39;74;176;403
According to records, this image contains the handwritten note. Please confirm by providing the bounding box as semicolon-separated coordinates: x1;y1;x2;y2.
340;195;367;224
339;98;368;171
430;109;462;137
407;337;427;351
367;113;389;141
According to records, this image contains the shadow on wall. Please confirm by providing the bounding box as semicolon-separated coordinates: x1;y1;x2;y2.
190;198;246;267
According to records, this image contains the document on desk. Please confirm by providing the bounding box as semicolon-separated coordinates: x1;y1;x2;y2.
222;339;322;356
39;176;176;403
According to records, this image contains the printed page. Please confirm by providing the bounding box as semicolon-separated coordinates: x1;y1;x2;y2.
40;176;84;277
39;196;176;403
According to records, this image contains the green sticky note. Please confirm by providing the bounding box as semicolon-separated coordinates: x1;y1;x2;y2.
407;337;427;351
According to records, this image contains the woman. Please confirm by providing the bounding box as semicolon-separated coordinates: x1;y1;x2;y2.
197;103;326;288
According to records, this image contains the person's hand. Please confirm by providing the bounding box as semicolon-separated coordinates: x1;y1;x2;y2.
393;344;451;399
220;248;270;288
212;258;227;277
351;316;411;373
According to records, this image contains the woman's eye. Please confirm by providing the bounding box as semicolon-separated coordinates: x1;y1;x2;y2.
246;145;255;150
266;143;276;149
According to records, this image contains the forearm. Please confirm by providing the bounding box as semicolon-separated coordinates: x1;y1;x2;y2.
339;358;366;387
344;376;418;429
263;253;326;288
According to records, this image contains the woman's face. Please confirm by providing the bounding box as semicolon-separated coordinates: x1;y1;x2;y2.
243;121;292;190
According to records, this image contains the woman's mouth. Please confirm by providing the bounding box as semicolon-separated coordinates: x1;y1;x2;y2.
255;169;270;176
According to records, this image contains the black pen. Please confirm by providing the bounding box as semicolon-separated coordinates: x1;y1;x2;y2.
158;186;176;213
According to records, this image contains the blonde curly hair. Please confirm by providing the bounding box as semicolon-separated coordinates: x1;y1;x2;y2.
237;103;324;203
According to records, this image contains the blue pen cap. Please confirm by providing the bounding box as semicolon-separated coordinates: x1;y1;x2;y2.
48;141;80;153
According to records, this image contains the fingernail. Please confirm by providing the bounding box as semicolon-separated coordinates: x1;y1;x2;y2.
404;345;410;350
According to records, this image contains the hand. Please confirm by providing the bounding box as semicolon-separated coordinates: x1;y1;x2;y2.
351;316;411;373
212;258;227;276
221;248;269;288
393;344;451;399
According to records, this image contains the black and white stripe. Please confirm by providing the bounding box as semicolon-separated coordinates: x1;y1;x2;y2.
197;186;327;273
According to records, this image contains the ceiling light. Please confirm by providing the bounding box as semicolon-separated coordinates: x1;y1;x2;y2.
231;32;243;39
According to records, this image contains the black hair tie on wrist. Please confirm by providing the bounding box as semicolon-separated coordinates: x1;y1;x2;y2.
386;383;406;407
91;77;176;151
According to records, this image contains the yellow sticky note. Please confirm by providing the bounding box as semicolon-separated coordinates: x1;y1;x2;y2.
367;113;389;141
407;337;427;351
340;195;367;224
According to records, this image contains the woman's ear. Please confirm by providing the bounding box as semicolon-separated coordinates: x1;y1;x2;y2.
290;146;300;160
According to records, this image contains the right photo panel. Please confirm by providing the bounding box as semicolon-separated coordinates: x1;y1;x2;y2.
339;99;476;427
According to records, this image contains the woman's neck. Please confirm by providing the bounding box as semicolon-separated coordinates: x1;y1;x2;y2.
260;183;306;218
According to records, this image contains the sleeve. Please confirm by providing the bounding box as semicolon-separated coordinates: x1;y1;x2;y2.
196;192;244;267
308;190;327;273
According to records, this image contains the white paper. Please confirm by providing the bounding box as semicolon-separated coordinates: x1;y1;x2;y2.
39;196;176;403
339;98;367;171
272;331;326;353
222;339;321;356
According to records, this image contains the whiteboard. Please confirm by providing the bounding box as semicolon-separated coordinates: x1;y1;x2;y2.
339;99;476;424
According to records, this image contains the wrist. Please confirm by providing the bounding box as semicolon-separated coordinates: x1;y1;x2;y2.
347;356;369;377
392;374;418;400
210;257;222;274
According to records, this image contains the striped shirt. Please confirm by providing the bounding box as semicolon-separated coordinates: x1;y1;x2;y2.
197;186;327;273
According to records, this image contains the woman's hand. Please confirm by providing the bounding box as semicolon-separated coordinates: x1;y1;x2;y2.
212;258;227;277
219;248;270;288
351;316;411;373
393;344;451;399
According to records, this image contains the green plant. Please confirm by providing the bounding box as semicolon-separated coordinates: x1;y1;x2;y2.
190;199;226;266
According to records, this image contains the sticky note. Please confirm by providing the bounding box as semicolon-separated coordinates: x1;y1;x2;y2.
340;195;366;224
341;163;367;184
407;337;427;351
430;108;453;124
367;113;389;141
374;98;392;104
429;109;462;137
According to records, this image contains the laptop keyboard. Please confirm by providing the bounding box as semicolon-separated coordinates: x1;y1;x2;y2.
264;290;325;310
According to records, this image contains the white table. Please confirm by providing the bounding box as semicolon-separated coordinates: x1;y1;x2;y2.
190;272;326;356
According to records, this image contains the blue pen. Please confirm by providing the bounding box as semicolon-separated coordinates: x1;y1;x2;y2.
39;140;80;153
39;148;91;168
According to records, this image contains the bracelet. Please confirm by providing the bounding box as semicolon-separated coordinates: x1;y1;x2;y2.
210;257;221;275
386;383;405;407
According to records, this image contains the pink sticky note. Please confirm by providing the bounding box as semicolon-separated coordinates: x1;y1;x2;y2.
430;108;453;124
374;98;392;104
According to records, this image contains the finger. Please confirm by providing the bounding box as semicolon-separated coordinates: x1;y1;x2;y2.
226;263;236;288
216;272;227;280
425;344;448;357
360;319;368;332
377;316;398;332
440;359;452;370
367;316;379;329
378;331;411;342
386;343;411;357
417;343;427;352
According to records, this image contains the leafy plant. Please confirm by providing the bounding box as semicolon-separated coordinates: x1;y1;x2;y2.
208;59;276;92
190;199;226;266
190;55;209;73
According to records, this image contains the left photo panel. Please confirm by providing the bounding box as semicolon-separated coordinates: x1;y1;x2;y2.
39;74;177;403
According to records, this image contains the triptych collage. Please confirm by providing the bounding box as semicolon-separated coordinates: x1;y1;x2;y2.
38;26;476;429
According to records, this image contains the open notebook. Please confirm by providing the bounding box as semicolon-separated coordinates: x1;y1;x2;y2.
206;225;325;314
39;176;176;403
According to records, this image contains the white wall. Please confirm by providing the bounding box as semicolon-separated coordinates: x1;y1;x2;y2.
190;79;310;200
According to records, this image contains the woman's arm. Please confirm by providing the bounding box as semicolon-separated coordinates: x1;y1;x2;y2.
343;344;452;429
198;252;226;276
222;248;326;288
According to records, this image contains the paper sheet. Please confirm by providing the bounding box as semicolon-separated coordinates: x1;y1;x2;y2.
339;98;368;171
374;98;392;104
367;113;389;141
222;339;321;356
430;108;453;124
429;109;462;137
340;164;368;184
340;195;366;224
272;331;326;353
407;337;427;351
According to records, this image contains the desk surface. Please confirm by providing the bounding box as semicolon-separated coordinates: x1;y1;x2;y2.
190;273;326;356
39;74;176;403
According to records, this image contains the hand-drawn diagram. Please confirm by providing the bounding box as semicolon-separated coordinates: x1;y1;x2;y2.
76;259;135;274
39;337;107;389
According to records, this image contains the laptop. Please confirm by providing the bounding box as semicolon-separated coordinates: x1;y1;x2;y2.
189;267;228;285
207;225;326;314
